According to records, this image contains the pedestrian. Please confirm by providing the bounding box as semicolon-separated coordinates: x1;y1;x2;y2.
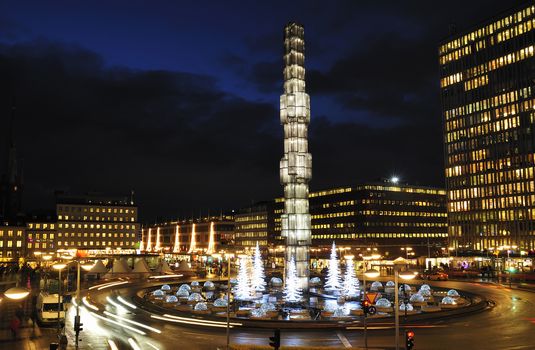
10;316;21;340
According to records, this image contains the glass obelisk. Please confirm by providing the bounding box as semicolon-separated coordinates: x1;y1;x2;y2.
280;22;312;291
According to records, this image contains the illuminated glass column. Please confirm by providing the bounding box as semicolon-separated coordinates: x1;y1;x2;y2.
280;22;312;291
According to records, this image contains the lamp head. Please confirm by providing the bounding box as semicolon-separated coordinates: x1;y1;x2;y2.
81;263;94;271
4;287;30;300
364;268;380;278
399;270;417;280
52;263;67;270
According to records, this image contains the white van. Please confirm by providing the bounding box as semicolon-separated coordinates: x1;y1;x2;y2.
36;292;65;325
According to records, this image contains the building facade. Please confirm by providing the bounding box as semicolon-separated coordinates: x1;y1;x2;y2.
142;217;235;255
234;202;275;248
55;193;139;251
440;3;535;251
0;224;24;262
26;219;57;257
235;181;447;257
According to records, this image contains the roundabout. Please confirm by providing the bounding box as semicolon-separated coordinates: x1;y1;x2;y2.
72;273;535;350
132;276;489;330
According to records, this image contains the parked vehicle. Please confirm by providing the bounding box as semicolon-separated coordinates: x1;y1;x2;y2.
36;292;65;326
422;269;449;281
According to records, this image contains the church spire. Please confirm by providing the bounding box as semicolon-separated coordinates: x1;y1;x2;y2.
0;98;24;221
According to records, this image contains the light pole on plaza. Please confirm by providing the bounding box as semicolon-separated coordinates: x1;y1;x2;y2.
212;252;234;350
394;267;417;350
52;263;67;337
361;255;380;350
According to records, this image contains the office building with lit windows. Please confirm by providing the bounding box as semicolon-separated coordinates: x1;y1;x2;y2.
236;181;447;257
440;3;535;251
0;224;24;262
234;201;275;247
142;216;234;255
26;217;57;257
55;193;139;251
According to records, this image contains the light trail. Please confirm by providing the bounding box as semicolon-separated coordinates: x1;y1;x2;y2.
106;296;128;312
82;296;99;311
146;342;160;350
117;296;137;309
346;324;448;330
103;311;162;333
151;315;230;328
98;281;129;290
89;281;118;290
148;274;184;279
163;313;242;326
128;338;141;350
72;297;79;308
107;339;119;350
151;314;241;328
89;312;146;335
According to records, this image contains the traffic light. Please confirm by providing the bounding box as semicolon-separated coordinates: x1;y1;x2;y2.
269;329;281;350
74;315;83;334
405;330;414;350
362;300;370;315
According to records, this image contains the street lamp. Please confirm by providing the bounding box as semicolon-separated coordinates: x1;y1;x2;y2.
4;286;30;300
362;267;380;349
52;263;67;337
213;252;234;350
394;268;417;350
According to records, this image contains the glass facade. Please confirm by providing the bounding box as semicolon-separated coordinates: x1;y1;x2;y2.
440;4;535;251
236;182;447;257
280;23;312;289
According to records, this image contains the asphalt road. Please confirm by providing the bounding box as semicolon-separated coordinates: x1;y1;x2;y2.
67;279;535;350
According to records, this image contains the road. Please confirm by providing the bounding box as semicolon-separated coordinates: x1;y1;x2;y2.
64;279;535;350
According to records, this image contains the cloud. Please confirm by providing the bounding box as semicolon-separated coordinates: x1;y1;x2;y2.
0;40;284;220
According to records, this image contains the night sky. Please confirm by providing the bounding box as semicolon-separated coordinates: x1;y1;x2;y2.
0;0;526;221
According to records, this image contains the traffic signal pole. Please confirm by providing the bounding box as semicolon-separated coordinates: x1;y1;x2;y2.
405;330;414;350
269;329;281;350
75;261;81;350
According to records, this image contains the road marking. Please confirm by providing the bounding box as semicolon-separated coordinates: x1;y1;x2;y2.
336;331;352;348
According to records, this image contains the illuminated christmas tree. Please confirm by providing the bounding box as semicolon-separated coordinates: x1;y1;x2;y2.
284;256;302;302
252;242;266;291
325;241;342;291
342;257;360;297
234;254;254;300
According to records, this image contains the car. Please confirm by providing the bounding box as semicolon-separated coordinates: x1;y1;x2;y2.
422;269;448;281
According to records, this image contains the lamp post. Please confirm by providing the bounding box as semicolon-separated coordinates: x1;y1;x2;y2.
213;253;234;350
224;253;234;350
3;286;30;338
394;269;416;350
362;264;379;349
52;263;67;337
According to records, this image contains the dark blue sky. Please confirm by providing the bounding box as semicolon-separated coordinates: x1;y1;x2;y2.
0;0;525;220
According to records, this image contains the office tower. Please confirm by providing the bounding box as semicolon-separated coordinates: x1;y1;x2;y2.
439;4;535;251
